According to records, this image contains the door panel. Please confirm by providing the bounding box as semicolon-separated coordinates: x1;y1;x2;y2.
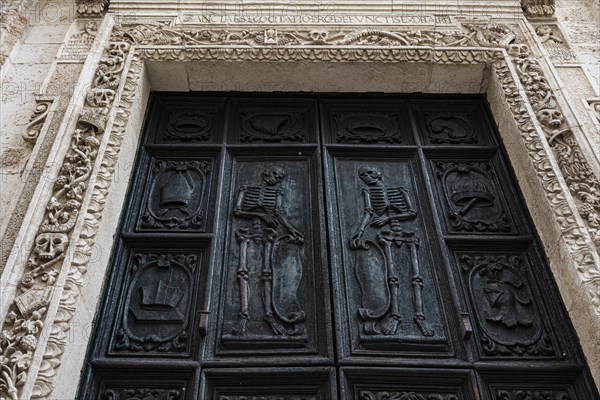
78;93;599;400
327;155;451;358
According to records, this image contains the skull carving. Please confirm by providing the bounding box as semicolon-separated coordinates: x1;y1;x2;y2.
309;30;329;44
87;87;115;107
34;233;68;262
262;166;285;186
537;108;564;129
508;44;529;56
358;166;383;186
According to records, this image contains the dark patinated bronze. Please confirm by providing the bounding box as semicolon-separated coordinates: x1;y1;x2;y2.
78;93;600;400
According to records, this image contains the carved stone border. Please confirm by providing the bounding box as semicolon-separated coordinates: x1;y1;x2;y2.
0;18;599;400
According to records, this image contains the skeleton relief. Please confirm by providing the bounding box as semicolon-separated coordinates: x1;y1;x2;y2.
230;166;306;337
350;166;433;337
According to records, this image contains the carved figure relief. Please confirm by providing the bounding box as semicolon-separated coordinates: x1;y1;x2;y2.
350;166;433;337
240;111;305;142
459;254;555;357
229;166;306;338
425;113;477;144
435;162;512;233
113;253;197;353
333;112;403;143
359;391;459;400
140;160;210;230
164;110;213;141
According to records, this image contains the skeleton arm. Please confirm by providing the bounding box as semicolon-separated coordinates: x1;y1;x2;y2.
350;188;373;250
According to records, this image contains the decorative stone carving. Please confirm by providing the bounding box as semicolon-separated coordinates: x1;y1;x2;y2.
60;22;98;61
2;19;598;400
76;0;108;17
588;99;600;123
350;166;433;337
434;162;512;233
521;0;556;17
535;25;576;62
459;254;555;357
360;392;459;400
22;99;53;144
229;166;305;338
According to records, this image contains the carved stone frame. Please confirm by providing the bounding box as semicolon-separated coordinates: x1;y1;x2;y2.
1;15;599;400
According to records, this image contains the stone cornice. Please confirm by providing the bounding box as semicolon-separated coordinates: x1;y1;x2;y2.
0;20;598;400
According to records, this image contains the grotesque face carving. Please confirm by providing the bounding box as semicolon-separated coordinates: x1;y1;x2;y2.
537;109;564;129
34;233;69;262
358;166;383;186
309;30;329;44
262;166;285;186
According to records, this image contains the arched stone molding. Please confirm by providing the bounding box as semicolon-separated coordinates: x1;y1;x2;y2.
0;15;599;400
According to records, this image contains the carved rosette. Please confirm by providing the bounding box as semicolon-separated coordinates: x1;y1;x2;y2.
1;18;598;400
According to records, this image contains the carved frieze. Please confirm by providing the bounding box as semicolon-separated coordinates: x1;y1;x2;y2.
139;160;210;231
458;254;555;357
112;253;198;354
433;162;513;234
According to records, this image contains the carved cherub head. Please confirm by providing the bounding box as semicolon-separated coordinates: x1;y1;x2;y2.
358;166;383;186
262;166;285;186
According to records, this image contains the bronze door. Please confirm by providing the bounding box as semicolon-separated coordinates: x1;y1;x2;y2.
79;93;599;400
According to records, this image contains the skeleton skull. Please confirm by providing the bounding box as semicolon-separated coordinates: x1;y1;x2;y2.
508;44;529;56
262;166;285;186
537;109;564;129
358;166;383;186
309;30;329;44
87;88;115;107
34;233;68;262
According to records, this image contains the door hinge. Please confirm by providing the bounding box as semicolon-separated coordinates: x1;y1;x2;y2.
198;310;210;337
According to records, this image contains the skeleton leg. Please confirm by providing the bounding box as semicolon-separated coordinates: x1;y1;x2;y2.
380;238;401;335
407;240;434;336
262;240;285;335
232;238;250;336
